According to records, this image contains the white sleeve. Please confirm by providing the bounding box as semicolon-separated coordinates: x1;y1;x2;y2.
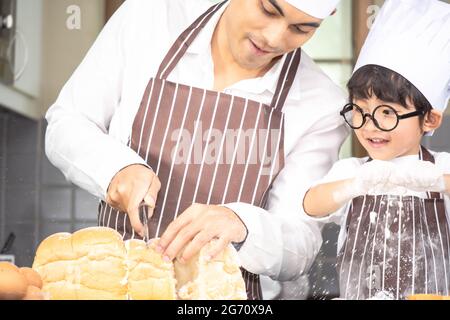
315;157;363;185
300;157;364;225
45;1;148;200
435;152;450;173
433;152;450;231
223;110;349;281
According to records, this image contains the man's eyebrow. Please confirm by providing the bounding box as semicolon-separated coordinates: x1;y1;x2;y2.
268;0;321;28
269;0;284;16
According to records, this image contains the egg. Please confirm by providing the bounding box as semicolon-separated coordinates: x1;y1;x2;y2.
20;267;43;289
0;268;28;300
23;286;45;300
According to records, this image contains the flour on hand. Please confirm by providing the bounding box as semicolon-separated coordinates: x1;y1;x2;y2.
335;160;446;200
389;160;446;193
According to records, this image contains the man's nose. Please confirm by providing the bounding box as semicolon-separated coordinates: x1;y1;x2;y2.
261;22;286;50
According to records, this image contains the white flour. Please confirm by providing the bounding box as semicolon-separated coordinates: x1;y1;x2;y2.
367;290;395;300
370;211;378;224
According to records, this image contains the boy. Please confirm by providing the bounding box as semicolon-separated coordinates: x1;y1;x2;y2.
302;0;450;300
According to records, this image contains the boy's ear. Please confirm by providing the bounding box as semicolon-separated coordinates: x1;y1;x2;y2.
423;109;443;134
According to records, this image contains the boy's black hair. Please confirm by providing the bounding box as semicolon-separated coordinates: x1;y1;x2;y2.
347;64;433;117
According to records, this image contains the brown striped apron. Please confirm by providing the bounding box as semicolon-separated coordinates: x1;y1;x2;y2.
337;146;450;300
97;1;302;300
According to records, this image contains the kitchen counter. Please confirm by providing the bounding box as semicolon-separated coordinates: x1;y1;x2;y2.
0;83;40;120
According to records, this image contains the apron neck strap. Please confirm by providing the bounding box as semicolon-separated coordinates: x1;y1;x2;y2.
155;0;301;113
269;49;302;112
419;145;434;163
156;1;226;80
419;146;441;199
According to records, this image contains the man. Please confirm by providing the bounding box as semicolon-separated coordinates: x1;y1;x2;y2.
45;0;349;299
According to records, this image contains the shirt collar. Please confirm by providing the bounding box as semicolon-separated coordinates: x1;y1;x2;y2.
186;2;301;99
232;54;301;100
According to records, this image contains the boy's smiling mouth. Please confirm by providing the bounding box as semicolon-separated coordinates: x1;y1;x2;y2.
366;137;390;148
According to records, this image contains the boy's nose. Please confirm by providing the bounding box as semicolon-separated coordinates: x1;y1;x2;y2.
362;116;380;131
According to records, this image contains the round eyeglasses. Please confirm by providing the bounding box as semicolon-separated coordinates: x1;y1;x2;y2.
340;103;424;132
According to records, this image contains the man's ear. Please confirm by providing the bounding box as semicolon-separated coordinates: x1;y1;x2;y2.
423;109;443;133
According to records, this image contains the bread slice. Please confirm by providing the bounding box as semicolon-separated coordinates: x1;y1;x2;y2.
125;239;177;300
175;239;247;300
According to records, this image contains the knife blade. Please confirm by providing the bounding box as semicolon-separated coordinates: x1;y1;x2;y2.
139;202;151;247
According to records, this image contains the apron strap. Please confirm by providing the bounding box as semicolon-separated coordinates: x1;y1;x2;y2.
156;1;226;80
419;145;435;163
155;0;301;113
269;49;302;112
419;146;442;200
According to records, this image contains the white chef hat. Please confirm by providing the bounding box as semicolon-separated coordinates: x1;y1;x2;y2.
285;0;340;19
354;0;450;115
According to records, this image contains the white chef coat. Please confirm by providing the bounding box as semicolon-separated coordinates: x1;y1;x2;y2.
304;152;450;255
45;0;349;298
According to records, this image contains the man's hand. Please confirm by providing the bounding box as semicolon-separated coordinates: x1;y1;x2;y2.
106;164;161;237
157;204;247;263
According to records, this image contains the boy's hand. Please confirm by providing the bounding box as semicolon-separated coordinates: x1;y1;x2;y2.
335;160;395;202
389;161;446;193
355;160;395;193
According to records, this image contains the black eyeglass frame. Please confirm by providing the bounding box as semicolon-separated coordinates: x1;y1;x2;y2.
340;103;425;132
